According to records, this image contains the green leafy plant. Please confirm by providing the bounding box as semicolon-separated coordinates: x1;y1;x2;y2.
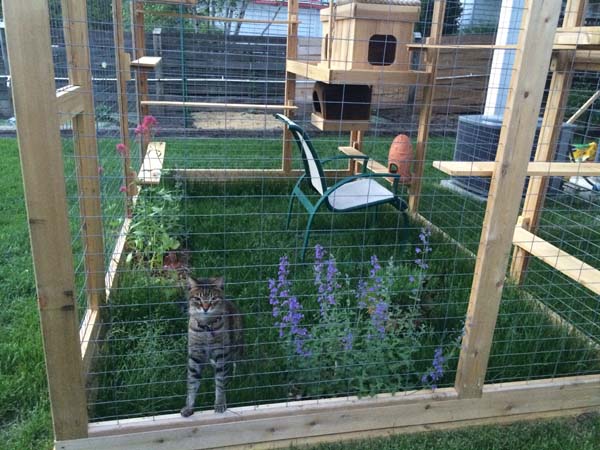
268;239;456;399
126;186;184;271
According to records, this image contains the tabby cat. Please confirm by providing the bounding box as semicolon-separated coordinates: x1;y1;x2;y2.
181;276;243;416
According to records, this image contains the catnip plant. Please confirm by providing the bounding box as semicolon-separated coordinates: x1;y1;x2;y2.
267;237;448;399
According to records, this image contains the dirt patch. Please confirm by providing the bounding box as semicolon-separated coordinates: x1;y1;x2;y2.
191;111;282;131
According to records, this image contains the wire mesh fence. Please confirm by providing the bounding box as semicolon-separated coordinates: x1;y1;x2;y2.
18;0;600;429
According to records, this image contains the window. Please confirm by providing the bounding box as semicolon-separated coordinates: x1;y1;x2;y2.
368;34;396;66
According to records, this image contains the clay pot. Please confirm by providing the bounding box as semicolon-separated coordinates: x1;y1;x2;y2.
387;134;413;183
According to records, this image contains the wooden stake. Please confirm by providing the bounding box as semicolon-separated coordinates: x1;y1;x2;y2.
408;0;446;212
113;0;136;213
455;0;563;399
282;0;298;173
509;0;587;284
3;0;88;439
61;0;106;311
131;0;150;160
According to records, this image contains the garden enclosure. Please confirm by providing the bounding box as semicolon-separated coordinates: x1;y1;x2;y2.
4;0;600;449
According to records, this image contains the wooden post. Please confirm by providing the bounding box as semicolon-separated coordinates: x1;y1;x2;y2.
113;0;136;214
282;0;298;173
153;27;164;114
454;0;562;399
3;0;88;439
61;0;106;311
408;0;445;212
131;0;150;159
509;0;587;284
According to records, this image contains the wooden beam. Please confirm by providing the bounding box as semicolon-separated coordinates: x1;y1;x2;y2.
408;0;446;213
282;0;299;174
173;168;350;182
141;9;297;24
567;90;600;124
56;85;84;125
311;113;369;131
554;26;600;48
130;56;162;69
513;226;600;295
286;59;430;85
131;0;150;158
138;141;165;185
509;0;587;284
112;0;135;215
55;376;600;450
3;0;88;439
61;0;106;311
141;100;297;110
455;0;562;399
433;161;600;177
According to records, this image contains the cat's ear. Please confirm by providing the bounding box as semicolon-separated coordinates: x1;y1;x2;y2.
186;276;199;290
212;276;224;291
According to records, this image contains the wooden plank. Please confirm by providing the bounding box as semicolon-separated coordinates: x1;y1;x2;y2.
56;85;84;125
282;0;299;174
573;49;600;70
112;0;135;215
513;226;600;295
433;161;600;177
130;56;162;68
509;0;586;284
79;308;101;378
567;90;600;123
311;113;369;131
141;100;297;110
454;0;563;399
407;43;518;50
141;9;297;24
286;59;430;85
140;0;196;4
173;168;350;182
61;0;106;311
56;376;600;450
138;142;165;185
131;0;149;158
3;0;88;440
554;26;600;48
408;0;446;212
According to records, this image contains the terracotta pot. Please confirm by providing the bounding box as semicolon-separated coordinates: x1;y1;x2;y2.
387;134;413;183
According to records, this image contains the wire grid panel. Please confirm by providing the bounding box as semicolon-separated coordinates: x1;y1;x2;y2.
49;0;600;423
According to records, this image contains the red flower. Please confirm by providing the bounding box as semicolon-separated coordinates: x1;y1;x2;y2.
116;143;127;155
134;124;147;136
142;115;158;128
119;185;127;193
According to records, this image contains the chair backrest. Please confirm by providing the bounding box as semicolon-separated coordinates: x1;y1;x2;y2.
274;113;327;195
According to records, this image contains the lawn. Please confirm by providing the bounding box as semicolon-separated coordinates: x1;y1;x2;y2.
1;135;599;449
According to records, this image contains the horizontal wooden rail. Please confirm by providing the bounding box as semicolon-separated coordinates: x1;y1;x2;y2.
286;60;430;85
141;9;298;24
138;142;165;185
513;226;600;295
555;26;600;48
55;375;600;450
141;100;297;110
433;161;600;177
130;56;161;69
56;85;84;125
407;43;518;51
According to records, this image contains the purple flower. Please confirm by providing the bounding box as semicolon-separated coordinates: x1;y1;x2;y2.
371;300;389;337
341;331;353;351
268;256;311;356
422;346;446;390
415;227;432;270
314;245;339;316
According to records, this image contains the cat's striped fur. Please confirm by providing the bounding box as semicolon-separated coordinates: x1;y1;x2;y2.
181;276;243;416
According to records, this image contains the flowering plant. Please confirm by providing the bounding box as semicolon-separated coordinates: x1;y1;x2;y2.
267;237;453;398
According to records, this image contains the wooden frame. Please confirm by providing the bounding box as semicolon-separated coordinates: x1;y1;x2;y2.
5;0;600;448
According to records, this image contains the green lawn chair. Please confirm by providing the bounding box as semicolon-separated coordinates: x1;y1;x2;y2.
274;113;409;260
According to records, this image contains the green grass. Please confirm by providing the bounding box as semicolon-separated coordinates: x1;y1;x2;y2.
1;135;600;449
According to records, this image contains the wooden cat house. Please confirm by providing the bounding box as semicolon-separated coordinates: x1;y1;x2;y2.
320;0;421;72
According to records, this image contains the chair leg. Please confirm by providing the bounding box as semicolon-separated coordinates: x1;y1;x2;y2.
300;211;316;261
286;194;296;229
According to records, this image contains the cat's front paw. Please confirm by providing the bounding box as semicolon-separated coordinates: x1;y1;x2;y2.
214;403;227;413
180;406;194;417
